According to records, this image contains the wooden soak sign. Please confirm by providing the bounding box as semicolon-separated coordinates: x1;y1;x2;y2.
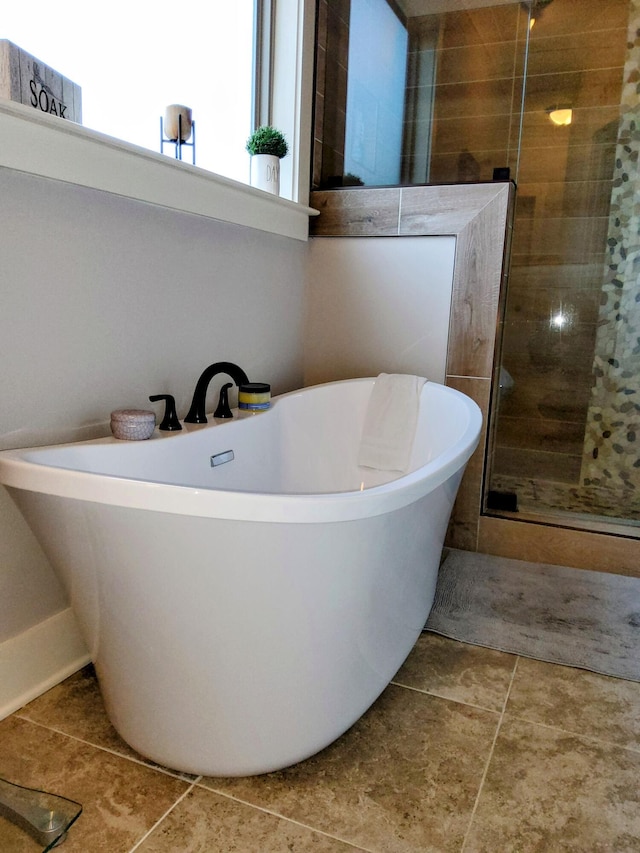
0;40;82;123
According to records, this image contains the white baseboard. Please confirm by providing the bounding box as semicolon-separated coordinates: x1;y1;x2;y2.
0;607;91;719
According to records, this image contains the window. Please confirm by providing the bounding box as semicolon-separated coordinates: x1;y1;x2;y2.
344;0;408;187
2;0;255;183
0;0;316;236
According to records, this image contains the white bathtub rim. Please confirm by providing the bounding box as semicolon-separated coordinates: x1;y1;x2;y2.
1;448;475;524
0;380;481;524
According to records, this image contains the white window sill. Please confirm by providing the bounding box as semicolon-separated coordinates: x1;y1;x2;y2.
0;99;318;242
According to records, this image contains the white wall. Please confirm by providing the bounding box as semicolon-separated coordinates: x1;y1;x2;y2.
0;167;307;649
304;235;456;385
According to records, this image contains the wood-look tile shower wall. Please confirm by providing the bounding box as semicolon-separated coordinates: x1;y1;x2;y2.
405;3;528;185
313;0;350;189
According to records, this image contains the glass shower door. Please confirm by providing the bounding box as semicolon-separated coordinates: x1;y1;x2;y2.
485;0;640;530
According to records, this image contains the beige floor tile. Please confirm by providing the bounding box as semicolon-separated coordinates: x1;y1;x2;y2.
507;657;640;749
16;664;194;779
16;665;136;757
0;716;188;853
0;819;42;852
203;684;499;853
464;716;640;852
393;633;516;711
136;787;367;852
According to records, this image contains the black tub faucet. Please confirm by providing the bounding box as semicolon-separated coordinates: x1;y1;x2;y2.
184;361;249;424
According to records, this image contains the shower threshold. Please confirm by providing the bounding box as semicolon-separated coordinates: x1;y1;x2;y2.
486;475;640;539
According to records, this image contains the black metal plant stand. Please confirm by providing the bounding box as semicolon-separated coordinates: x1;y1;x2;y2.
160;114;196;164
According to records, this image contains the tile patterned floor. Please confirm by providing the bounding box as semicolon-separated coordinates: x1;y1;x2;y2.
2;633;640;852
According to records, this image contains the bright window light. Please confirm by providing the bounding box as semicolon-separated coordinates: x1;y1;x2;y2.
2;1;255;183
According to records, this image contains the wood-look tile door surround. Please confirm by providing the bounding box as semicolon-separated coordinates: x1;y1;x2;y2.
309;184;640;575
309;182;514;552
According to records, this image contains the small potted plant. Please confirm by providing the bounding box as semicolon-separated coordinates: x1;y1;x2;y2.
246;125;289;195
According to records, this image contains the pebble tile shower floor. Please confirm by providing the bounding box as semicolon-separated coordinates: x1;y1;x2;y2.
2;632;640;851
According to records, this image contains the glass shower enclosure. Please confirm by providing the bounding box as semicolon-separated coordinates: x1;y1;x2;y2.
486;0;639;532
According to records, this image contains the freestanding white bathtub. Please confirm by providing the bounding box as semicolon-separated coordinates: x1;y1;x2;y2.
0;378;481;776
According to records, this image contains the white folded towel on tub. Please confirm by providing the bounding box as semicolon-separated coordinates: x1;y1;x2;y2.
358;373;427;473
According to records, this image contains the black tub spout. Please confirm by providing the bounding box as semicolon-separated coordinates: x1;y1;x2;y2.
184;362;249;424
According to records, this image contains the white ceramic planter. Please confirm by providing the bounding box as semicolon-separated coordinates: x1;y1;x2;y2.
250;154;280;195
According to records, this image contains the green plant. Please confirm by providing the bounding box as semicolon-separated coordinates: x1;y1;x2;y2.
343;173;364;186
246;125;289;159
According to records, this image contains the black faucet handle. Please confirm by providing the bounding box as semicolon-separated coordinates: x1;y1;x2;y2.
149;395;183;431
214;383;234;419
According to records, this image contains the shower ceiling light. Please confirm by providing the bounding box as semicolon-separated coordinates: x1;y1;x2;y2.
547;107;573;126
